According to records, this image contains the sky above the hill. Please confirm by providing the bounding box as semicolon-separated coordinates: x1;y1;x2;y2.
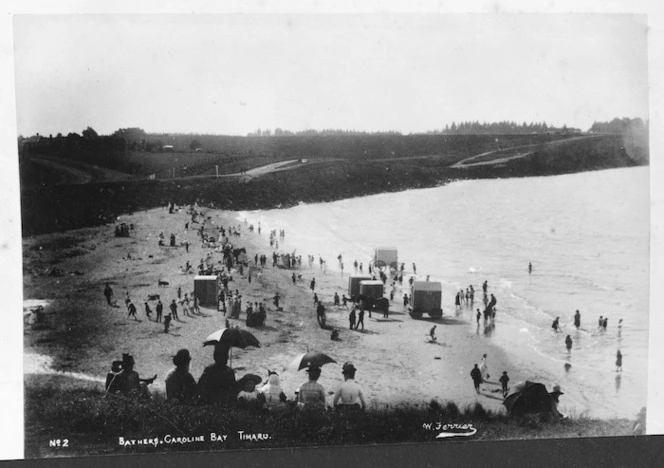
13;13;649;136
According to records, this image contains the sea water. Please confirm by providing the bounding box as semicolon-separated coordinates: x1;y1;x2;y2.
238;166;649;419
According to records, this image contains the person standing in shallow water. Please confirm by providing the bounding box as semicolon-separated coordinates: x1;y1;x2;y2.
574;310;581;330
616;350;623;372
528;262;532;274
565;335;573;352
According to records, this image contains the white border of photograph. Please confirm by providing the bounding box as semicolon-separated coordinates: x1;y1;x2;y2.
1;0;662;461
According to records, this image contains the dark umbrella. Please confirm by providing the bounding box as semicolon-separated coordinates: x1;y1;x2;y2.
288;351;336;371
204;327;260;368
203;327;261;348
503;381;553;416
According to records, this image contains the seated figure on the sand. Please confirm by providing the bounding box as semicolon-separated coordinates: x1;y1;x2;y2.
333;362;366;411
296;366;326;410
236;374;265;411
116;353;156;399
259;371;288;412
105;360;124;394
165;349;197;404
197;345;237;405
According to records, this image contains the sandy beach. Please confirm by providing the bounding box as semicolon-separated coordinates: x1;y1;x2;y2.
24;205;533;414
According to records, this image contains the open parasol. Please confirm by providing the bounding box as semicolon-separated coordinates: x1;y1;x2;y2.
287;351;336;371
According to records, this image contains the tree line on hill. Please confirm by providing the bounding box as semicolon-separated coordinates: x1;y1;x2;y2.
588;117;648;135
18;117;646;158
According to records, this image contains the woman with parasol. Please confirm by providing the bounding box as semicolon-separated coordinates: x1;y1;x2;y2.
197;344;236;405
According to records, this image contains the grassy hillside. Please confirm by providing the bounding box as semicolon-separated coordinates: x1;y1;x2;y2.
20;134;643;236
24;375;636;458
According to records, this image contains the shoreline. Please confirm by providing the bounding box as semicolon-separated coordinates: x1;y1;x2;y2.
22;203;591;419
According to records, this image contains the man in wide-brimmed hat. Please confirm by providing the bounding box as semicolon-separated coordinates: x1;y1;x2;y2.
165;349;196;403
296;366;326;409
333;362;366;411
549;384;566;419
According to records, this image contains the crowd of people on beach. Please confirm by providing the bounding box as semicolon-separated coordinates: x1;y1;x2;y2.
102;204;625;419
104;344;366;413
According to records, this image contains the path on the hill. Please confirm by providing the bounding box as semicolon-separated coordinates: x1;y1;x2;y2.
27;135;601;187
451;135;600;168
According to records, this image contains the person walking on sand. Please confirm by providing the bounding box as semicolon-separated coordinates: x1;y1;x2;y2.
104;283;113;305
170;299;179;321
403;293;409;310
476;309;481;325
528;262;532;274
616;350;623;372
470;364;483;394
455;292;461;311
359;262;363;273
349;308;357;330
565;335;573;352
334;292;340;307
574;310;581;330
429;325;437;342
479;354;490;382
310;278;316;292
127;302;138;320
412;263;417;275
292;272;296;284
177;287;182;300
313;293;319;305
342;295;349;308
156;299;163;322
482;280;488;294
144;302;152;320
499;371;510;398
273;293;281;308
603;317;608;331
354;260;358;273
356;309;365;330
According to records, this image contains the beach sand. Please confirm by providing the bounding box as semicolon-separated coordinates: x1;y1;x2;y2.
23;206;523;413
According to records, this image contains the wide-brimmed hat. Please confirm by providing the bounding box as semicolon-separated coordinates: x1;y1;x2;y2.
550;384;564;395
122;353;135;367
342;362;357;374
173;349;192;366
237;374;262;388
